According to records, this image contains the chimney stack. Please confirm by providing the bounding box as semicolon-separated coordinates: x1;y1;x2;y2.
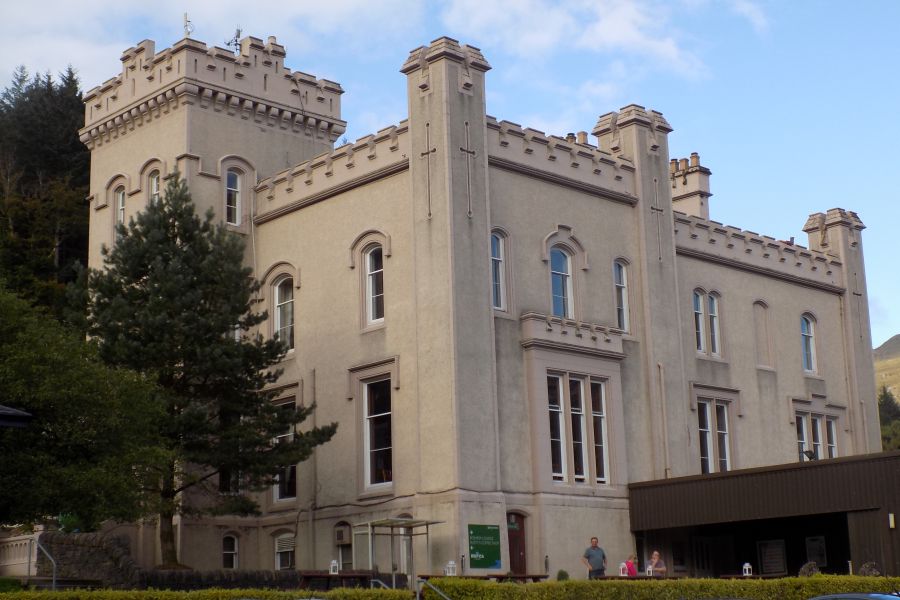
670;152;712;220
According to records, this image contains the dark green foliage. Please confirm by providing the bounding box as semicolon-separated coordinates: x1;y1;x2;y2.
0;66;89;314
85;178;336;562
0;590;409;600
419;576;900;600
0;578;22;593
879;386;900;451
0;285;161;529
555;570;568;581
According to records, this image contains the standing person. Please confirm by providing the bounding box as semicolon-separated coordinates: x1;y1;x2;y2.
625;553;638;577
581;536;607;579
649;550;667;576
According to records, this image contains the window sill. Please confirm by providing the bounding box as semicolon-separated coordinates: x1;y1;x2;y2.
696;354;728;364
803;372;825;381
493;309;517;322
358;484;394;501
362;322;386;334
756;365;776;372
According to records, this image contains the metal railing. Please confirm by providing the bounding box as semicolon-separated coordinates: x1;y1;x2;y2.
369;578;390;589
415;578;453;600
26;540;56;590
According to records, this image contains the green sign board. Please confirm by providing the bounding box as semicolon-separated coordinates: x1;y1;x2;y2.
468;524;502;569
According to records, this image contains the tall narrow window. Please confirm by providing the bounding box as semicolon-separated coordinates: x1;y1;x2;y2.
547;375;566;481
274;277;294;351
810;416;822;460
365;245;384;324
115;186;126;238
613;260;629;331
569;378;587;482
693;291;706;352
796;413;808;461
698;399;729;473
708;295;720;356
335;522;353;571
149;170;161;204
365;378;392;486
490;233;506;310
550;247;573;318
225;169;241;225
274;401;297;500
222;535;238;569
590;380;608;483
826;419;838;458
275;534;295;570
801;315;816;372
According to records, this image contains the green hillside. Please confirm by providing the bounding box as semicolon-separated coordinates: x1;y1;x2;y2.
875;335;900;397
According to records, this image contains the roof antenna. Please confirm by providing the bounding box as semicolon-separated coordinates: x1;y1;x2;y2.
225;27;242;52
183;13;194;38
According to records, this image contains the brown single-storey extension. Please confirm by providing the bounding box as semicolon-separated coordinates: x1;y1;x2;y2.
629;451;900;577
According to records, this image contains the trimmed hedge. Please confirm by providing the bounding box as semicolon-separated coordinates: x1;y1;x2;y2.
420;575;900;600
0;590;409;600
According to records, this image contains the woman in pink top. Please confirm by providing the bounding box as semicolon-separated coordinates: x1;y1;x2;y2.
625;553;638;577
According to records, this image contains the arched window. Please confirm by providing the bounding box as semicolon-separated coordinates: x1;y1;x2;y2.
274;533;295;570
693;289;722;356
365;245;384;324
490;232;507;310
148;170;161;204
225;168;241;225
114;186;126;239
550;246;573;318
222;535;238;569
274;277;294;351
613;260;629;331
801;314;816;372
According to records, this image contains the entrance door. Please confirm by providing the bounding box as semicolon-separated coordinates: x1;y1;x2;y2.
507;513;526;574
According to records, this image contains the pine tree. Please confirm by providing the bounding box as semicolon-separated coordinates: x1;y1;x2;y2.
878;386;900;426
87;178;336;565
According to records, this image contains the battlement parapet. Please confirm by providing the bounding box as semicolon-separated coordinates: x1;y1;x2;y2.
673;211;845;291
592;104;672;156
81;35;344;137
254;121;410;224
486;116;637;203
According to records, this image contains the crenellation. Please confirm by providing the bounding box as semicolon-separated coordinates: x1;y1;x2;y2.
486;116;636;200
81;35;345;147
254;121;410;222
674;211;843;290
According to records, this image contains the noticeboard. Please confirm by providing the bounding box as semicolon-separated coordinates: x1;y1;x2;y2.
468;524;502;569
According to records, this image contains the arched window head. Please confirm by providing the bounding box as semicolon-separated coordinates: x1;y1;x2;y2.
550;246;573;318
801;314;816;372
365;245;384;324
225;169;241;225
613;260;629;331
148;170;161;204
693;290;706;352
222;535;238;569
274;277;294;351
490;232;507;310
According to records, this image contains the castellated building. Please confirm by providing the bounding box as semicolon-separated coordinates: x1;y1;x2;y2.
80;34;893;579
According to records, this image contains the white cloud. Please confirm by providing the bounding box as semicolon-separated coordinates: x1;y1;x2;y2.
730;0;769;33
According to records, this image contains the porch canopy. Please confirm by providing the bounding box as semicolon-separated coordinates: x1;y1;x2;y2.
628;450;900;575
352;518;444;587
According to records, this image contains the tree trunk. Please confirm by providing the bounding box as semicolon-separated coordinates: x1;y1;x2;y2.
158;462;179;566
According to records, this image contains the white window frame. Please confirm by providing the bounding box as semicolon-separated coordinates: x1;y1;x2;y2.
801;315;817;372
274;276;294;351
275;533;295;570
613;260;629;331
698;399;730;473
693;290;706;353
693;289;722;357
364;377;392;488
274;401;297;501
225;168;241;226
569;378;588;482
365;244;385;325
796;411;838;461
222;535;238;569
550;246;574;319
115;186;126;237
590;379;609;484
149;170;161;204
490;232;507;311
707;294;721;356
547;374;567;481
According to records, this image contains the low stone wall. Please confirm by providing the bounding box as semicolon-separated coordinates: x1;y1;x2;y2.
36;532;141;588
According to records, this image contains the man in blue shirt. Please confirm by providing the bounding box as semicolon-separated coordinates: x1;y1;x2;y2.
581;536;607;579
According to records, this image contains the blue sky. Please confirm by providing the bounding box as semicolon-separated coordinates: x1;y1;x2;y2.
2;0;897;346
